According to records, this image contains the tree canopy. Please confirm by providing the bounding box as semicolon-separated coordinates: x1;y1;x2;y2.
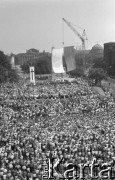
21;55;51;74
0;51;19;83
88;68;107;86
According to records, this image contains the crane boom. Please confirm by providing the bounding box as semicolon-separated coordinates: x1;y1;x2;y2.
62;18;87;50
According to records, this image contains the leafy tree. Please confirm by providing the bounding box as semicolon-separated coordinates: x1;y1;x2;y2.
0;51;19;83
8;68;19;82
74;51;94;77
93;57;106;70
69;52;84;77
21;55;51;74
21;63;30;73
88;68;107;86
69;67;84;77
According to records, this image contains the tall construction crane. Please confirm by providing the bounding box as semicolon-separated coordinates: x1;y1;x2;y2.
62;18;87;50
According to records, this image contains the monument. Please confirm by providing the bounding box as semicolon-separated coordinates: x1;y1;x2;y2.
30;66;35;85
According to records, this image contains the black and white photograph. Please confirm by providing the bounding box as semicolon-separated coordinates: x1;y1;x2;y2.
0;0;115;179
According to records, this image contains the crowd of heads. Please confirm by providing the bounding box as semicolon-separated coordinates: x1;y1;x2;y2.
0;78;115;179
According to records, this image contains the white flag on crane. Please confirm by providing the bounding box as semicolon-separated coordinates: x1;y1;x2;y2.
64;46;76;72
52;46;76;74
52;48;65;73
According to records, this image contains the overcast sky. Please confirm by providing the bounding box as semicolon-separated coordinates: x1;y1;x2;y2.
0;0;115;54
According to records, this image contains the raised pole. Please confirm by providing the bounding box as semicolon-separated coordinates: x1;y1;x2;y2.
30;66;35;85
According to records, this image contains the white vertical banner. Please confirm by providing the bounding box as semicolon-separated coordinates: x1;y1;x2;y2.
63;46;76;72
30;66;35;85
52;48;65;73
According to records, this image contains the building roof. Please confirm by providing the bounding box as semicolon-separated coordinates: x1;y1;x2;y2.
104;42;115;45
92;44;103;50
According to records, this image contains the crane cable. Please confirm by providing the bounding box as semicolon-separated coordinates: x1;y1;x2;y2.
62;19;64;46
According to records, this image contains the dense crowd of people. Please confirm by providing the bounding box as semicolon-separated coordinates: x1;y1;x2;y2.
0;78;115;179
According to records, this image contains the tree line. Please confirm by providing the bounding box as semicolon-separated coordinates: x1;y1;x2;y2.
0;49;109;85
69;51;107;86
21;55;51;75
21;51;108;86
0;51;19;83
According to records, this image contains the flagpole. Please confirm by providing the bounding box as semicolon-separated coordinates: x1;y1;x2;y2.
51;47;54;81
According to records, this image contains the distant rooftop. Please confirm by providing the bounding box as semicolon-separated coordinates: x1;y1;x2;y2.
26;48;39;53
92;44;103;50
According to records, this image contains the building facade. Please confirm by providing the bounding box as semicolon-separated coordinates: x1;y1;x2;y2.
14;48;50;66
104;42;115;76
